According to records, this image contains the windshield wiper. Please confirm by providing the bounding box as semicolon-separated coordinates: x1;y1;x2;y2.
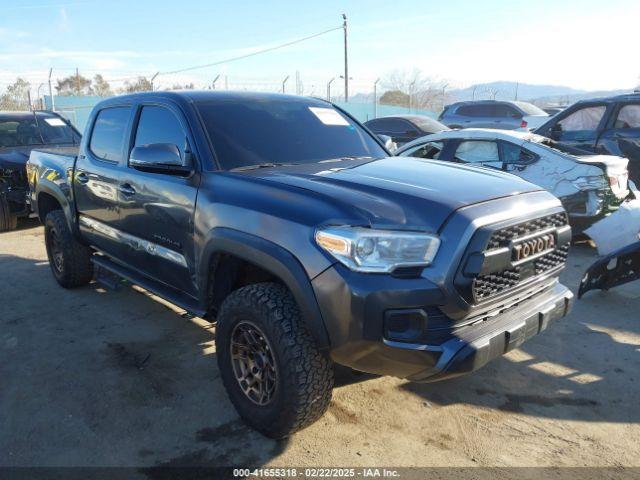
230;162;299;172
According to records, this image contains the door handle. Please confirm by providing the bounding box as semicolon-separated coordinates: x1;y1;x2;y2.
119;183;136;196
76;172;89;184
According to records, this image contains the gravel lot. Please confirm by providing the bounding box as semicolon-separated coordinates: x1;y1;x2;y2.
1;220;639;472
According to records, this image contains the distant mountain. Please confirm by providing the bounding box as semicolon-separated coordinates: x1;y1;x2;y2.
448;81;586;102
447;81;636;105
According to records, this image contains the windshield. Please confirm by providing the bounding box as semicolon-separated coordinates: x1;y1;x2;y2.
197;97;387;170
515;101;548;116
0;115;79;148
414;117;449;132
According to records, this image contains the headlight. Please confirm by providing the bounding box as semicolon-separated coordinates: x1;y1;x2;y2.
315;226;440;273
572;176;606;190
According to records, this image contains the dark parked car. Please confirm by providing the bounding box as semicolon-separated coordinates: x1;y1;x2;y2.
0;111;80;231
28;91;573;438
439;100;549;131
364;114;449;146
534;93;640;185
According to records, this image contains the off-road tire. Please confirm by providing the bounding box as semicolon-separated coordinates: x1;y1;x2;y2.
216;282;334;439
0;184;17;232
44;210;94;288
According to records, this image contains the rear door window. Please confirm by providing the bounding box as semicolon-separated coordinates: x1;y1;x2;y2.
457;105;493;117
454;140;501;168
494;104;520;118
557;105;606;132
89;107;131;162
613;104;640;129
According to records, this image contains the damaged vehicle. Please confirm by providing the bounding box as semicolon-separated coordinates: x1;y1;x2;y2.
0;111;80;231
578;241;640;298
534;93;640;186
395;128;629;231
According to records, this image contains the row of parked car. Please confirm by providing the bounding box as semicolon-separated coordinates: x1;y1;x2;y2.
10;90;639;438
364;95;640;232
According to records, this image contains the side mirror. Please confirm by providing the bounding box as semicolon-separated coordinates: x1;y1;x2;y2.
377;134;397;153
129;143;192;175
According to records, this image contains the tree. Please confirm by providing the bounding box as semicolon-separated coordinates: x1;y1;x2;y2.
119;76;153;94
379;90;409;106
56;73;93;96
93;74;112;97
381;69;447;111
0;77;31;110
168;83;195;90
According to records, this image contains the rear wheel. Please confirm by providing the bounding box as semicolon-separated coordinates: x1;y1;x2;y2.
0;183;17;232
216;282;334;439
44;210;94;288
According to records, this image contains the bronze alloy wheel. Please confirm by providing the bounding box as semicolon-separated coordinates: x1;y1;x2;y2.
47;229;64;274
230;321;278;406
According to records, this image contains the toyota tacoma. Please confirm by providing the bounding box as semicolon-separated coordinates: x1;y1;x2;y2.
27;91;574;438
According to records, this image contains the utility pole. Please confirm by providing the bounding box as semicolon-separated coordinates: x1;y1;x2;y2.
327;77;335;101
75;67;80;95
441;82;448;111
150;72;159;91
373;78;380;118
514;82;519;100
408;80;416;113
211;74;220;90
37;83;45;109
282;75;290;94
472;85;477;100
48;68;55;111
342;13;349;102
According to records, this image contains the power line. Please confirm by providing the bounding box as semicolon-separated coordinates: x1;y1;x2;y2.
158;25;342;76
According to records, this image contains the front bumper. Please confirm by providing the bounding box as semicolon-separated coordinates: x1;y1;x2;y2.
312;265;574;382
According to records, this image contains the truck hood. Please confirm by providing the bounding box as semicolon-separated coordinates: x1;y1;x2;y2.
0;147;31;171
241;157;543;231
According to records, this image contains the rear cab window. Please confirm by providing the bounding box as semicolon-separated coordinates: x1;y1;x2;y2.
89;107;131;162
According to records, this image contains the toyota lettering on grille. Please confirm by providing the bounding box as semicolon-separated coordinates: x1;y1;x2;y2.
511;231;556;265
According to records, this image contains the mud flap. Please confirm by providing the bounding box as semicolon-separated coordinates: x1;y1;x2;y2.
578;241;640;298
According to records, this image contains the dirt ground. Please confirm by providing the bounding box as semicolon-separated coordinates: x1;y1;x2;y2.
1;219;639;471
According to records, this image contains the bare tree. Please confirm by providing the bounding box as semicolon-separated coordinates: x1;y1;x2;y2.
93;74;113;97
381;69;448;111
483;86;501;100
167;83;195;91
56;73;93;96
0;77;31;110
119;76;153;94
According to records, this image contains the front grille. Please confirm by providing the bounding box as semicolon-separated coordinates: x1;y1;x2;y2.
486;212;568;249
472;212;569;302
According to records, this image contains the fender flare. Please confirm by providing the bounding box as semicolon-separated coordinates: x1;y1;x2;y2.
198;227;331;349
35;179;77;234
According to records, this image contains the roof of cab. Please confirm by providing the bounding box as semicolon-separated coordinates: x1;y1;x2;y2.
96;90;333;108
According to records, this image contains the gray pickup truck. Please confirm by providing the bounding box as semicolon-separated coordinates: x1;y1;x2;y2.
27;91;574;438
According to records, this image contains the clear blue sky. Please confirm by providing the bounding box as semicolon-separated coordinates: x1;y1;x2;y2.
1;0;638;94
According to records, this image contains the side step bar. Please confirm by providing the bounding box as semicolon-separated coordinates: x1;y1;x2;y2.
91;255;207;317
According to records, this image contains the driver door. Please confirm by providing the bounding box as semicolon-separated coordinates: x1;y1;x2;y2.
118;103;201;296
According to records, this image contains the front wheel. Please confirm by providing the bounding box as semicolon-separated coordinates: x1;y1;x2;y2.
44;210;94;288
216;283;334;439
